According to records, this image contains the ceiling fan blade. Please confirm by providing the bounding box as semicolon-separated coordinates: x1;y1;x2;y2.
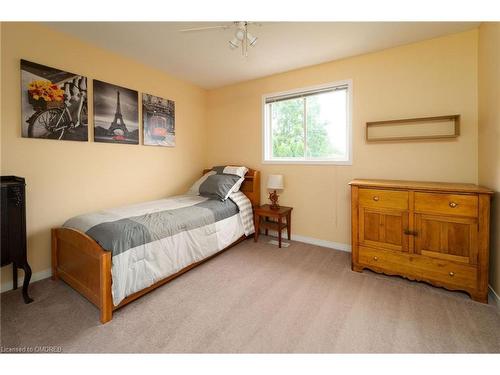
179;25;231;33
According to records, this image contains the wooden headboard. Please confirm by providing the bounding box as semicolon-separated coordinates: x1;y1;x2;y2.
202;167;260;207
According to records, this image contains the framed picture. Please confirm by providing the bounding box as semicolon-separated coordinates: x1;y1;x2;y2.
93;80;139;144
20;59;88;141
142;93;175;147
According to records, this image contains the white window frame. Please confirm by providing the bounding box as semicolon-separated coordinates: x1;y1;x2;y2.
262;79;353;165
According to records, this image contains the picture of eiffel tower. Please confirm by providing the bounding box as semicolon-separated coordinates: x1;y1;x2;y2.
93;79;139;144
108;91;129;135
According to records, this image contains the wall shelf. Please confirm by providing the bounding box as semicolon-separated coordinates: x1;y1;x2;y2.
366;114;460;142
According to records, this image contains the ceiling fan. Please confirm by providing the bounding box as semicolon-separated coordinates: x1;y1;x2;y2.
179;21;260;56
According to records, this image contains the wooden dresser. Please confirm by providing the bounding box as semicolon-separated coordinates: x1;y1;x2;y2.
349;179;493;303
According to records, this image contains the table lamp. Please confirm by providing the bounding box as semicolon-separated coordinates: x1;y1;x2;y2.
267;174;284;210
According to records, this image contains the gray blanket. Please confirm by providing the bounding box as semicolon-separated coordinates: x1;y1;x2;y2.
71;198;238;257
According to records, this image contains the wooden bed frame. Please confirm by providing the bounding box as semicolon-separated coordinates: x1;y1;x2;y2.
51;168;260;324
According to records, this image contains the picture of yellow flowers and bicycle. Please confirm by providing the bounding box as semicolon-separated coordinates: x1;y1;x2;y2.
21;59;88;141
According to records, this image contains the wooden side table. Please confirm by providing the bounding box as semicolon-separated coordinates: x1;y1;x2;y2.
254;204;293;248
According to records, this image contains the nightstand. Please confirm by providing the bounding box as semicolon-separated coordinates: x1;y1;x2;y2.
254;204;293;248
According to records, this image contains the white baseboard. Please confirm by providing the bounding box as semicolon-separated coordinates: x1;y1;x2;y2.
488;285;500;310
264;230;351;252
291;234;351;252
0;268;52;293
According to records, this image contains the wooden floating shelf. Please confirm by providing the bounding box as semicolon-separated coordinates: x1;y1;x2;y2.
366;114;460;142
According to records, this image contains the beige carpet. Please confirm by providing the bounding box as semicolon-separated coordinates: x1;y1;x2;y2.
1;236;500;353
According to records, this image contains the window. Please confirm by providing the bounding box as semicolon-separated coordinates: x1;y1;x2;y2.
263;80;352;164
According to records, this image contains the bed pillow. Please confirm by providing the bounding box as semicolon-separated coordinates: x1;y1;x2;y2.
212;165;248;193
199;174;244;201
212;165;248;178
187;170;216;196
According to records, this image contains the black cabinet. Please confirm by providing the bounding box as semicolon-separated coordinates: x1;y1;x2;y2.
1;176;33;303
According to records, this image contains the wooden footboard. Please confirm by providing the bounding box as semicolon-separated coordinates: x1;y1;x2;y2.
52;228;248;324
52;228;112;323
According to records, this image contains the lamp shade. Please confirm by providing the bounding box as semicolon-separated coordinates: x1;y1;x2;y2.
267;174;284;190
246;32;258;47
235;29;245;41
229;37;240;49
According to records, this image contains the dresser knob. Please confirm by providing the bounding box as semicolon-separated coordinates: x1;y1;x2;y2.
373;196;380;201
449;271;455;277
373;256;378;261
449;201;458;208
404;229;418;236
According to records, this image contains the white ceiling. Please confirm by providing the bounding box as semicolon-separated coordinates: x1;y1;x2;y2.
45;22;479;89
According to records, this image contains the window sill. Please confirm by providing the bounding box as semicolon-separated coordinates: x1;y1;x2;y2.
262;159;352;166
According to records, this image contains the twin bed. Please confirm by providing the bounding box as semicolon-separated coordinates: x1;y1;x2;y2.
51;168;260;323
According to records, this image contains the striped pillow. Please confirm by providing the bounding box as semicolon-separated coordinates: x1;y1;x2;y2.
212;165;248;178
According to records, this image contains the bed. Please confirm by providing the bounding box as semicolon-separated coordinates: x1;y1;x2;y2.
51;168;260;323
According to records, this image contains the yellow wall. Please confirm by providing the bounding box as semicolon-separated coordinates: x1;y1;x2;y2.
3;24;495;295
206;30;479;249
0;23;207;288
478;23;500;295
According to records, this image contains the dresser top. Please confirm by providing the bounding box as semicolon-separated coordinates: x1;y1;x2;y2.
349;179;494;194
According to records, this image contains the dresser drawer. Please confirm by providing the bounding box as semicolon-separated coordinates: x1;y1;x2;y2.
358;246;477;290
414;192;478;217
359;188;408;210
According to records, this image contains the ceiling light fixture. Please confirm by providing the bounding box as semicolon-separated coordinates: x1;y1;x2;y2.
229;36;240;50
246;32;258;47
228;22;258;56
180;21;259;57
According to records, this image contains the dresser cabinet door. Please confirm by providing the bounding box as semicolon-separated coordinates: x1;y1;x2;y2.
5;185;27;263
414;214;478;265
0;188;10;266
359;207;409;252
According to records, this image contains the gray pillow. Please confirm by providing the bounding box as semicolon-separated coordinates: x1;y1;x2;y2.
199;174;244;201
